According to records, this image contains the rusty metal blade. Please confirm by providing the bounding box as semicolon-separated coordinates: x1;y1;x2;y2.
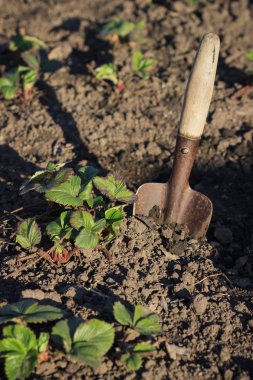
133;182;212;238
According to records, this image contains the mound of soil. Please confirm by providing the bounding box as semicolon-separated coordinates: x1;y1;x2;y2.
0;0;253;379
1;218;253;379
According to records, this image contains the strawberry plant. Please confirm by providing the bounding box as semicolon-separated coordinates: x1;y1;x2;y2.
100;19;145;43
95;63;118;85
113;302;161;335
15;163;136;265
113;302;161;370
132;51;156;79
51;318;115;367
0;31;53;100
0;324;49;380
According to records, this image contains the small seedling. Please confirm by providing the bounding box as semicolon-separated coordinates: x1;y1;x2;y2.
9;34;46;52
16;218;41;249
0;65;34;100
100;19;145;41
100;19;135;38
113;302;161;335
14;163;136;265
0;299;65;325
51;318;115;367
0;324;49;380
246;49;253;61
95;63;118;85
0;32;46;100
132;51;156;79
113;302;161;371
121;342;156;370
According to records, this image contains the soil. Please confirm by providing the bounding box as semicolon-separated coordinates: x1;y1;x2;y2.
0;0;253;379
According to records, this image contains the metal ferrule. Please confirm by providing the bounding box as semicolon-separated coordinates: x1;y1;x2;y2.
164;134;200;222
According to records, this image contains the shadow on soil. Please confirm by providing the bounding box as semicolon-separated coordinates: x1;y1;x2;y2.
0;144;40;214
38;81;99;164
68;24;113;77
50;17;113;76
218;55;253;87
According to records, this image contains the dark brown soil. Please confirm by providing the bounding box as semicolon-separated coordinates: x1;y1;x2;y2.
0;0;253;379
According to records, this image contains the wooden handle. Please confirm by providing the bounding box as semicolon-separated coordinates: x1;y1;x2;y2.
179;33;220;139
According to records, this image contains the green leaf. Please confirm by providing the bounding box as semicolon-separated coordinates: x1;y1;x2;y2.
78;166;99;183
73;319;115;357
0;75;17;99
0;67;20;100
72;212;106;248
20;165;72;194
46;211;72;242
71;341;101;367
93;174;136;203
134;342;156;354
92;219;107;232
70;211;94;230
51;319;73;353
132;51;156;79
113;302;133;326
75;228;100;249
86;196;104;209
5;349;38;380
100;19;135;38
46;176;83;207
52;318;115;368
23;69;37;91
115;20;135;37
0;337;26;356
3;325;37;351
16;218;41;249
0;325;38;380
79;181;93;201
0;300;65;324
136;20;146;30
121;342;155;371
9;34;46;52
132;51;143;71
121;352;142;370
96;64;118;85
37;332;49;353
133;305;161;335
105;206;125;235
246;49;253;61
78;167;99;200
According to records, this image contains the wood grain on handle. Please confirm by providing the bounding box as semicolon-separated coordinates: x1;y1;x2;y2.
179;33;220;139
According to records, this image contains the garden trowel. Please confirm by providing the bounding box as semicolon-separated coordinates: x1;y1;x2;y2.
133;33;220;238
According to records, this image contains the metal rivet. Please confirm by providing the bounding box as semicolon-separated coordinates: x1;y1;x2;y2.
181;147;189;154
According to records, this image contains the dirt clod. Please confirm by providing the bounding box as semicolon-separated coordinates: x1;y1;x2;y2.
193;294;208;315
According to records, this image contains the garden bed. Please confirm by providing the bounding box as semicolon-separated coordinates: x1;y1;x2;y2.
0;0;253;379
